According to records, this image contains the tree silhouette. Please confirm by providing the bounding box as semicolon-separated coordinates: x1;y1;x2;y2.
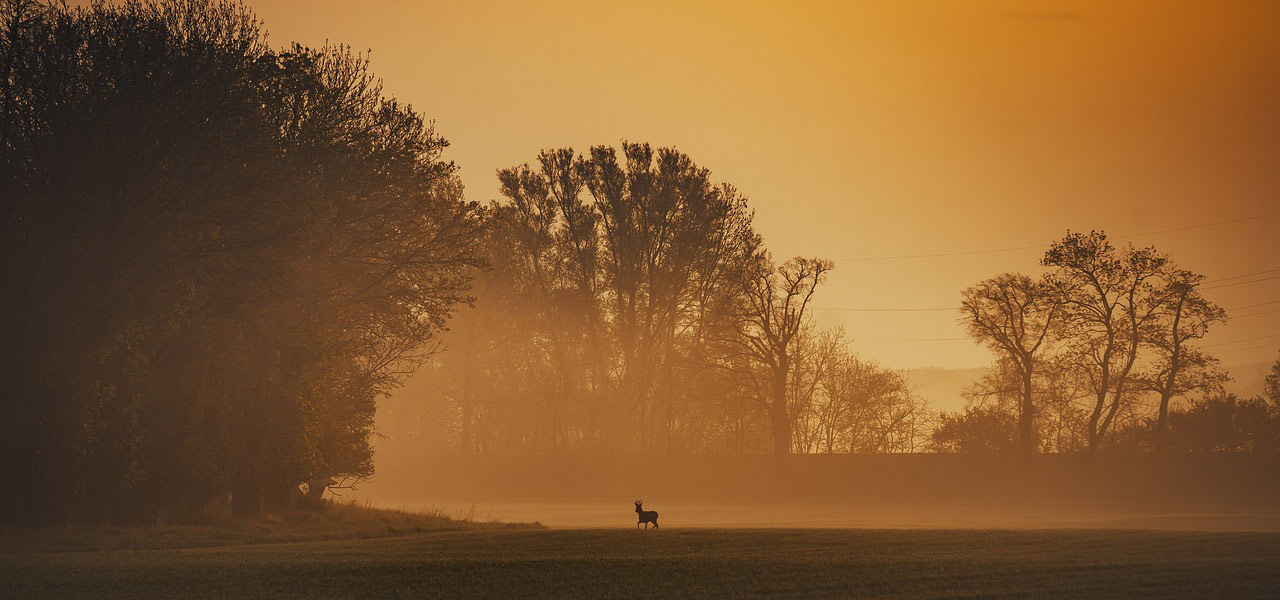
960;273;1061;458
1135;270;1228;452
1042;231;1171;453
737;256;833;456
0;0;483;523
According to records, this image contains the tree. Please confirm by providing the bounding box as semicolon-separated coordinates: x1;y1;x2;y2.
0;0;483;522
400;143;762;456
1265;352;1280;409
932;406;1020;454
960;273;1061;458
1136;270;1228;452
1042;231;1171;453
736;256;833;456
1168;393;1277;452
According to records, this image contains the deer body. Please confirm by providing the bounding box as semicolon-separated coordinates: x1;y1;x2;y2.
634;500;659;529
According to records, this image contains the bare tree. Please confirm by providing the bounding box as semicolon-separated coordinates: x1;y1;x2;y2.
738;256;833;456
1042;231;1171;453
1136;270;1228;452
960;273;1061;457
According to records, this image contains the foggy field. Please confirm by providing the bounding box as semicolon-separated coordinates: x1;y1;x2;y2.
378;499;1280;532
4;527;1279;599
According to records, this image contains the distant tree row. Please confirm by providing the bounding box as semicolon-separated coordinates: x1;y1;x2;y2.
954;232;1280;456
381;144;937;458
0;0;482;523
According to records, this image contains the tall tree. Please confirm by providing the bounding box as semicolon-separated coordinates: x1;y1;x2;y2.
1136;269;1228;452
423;142;764;454
1042;231;1170;453
960;273;1061;457
737;256;833;456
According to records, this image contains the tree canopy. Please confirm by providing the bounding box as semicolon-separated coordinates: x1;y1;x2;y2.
0;0;483;523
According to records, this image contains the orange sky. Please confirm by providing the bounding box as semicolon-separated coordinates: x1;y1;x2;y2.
248;0;1280;370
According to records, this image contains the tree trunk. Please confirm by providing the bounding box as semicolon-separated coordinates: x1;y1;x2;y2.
770;369;790;456
1086;389;1106;454
1020;366;1036;459
1154;391;1174;453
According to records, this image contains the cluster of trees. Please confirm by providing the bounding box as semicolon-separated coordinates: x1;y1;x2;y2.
952;232;1280;456
381;145;933;457
4;0;1277;524
0;0;482;522
2;0;930;523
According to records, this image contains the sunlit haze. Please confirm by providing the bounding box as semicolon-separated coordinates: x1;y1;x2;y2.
6;2;1280;597
251;0;1280;369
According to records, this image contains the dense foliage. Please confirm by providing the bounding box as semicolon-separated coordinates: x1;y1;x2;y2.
0;0;483;522
381;145;930;456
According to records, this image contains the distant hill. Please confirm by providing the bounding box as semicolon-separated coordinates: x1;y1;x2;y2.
899;366;988;413
899;357;1276;415
1223;358;1276;400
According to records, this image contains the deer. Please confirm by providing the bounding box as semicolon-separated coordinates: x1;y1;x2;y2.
634;500;659;529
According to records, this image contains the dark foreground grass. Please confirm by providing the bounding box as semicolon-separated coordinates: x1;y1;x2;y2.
2;527;1279;599
0;502;539;554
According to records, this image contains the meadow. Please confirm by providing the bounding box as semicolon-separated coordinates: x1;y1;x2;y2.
4;520;1279;599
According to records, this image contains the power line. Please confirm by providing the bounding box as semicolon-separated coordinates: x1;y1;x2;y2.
1218;342;1280;354
814;296;1277;314
1225;299;1280;311
1117;211;1280;239
1203;333;1280;348
1203;267;1280;285
1202;275;1280;291
833;210;1280;262
836;243;1044;262
825;308;1280;345
1232;308;1280;320
815;306;953;312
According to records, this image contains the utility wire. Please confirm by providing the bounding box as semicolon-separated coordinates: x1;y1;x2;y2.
1202;275;1280;291
833;210;1280;262
1203;333;1280;348
1225;299;1280;311
815;297;1278;314
806;211;1280;340
1218;342;1280;354
1203;267;1280;284
1116;211;1280;239
814;306;953;312
1231;308;1280;320
820;306;1280;345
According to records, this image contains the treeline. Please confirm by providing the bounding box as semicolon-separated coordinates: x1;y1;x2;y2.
0;1;482;523
382;146;932;457
3;0;1278;524
953;233;1280;456
397;219;1280;458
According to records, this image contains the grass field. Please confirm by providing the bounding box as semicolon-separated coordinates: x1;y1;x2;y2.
4;525;1279;599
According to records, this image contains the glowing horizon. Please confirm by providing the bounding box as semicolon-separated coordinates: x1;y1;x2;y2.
246;0;1280;369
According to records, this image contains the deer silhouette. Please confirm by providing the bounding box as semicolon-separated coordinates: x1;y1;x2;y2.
634;500;659;529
